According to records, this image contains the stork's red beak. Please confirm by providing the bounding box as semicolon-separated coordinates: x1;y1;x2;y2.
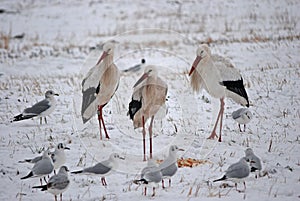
133;72;149;88
188;56;201;76
96;51;108;65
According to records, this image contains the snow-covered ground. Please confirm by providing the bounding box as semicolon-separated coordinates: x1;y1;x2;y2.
0;0;299;200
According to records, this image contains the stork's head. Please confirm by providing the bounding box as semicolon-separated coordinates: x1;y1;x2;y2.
133;65;157;88
96;41;115;65
188;44;211;76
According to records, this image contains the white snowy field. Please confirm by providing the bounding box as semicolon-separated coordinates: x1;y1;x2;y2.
0;0;299;201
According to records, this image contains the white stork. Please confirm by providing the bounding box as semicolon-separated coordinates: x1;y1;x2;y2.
81;41;120;140
128;66;168;161
188;44;249;142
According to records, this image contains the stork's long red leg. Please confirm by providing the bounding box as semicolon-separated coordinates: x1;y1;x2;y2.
142;116;146;161
208;98;224;141
97;105;103;140
149;116;154;159
100;109;110;139
218;98;225;142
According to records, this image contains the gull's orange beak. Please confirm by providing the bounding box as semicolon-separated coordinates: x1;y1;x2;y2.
133;72;149;88
96;51;108;65
188;56;201;76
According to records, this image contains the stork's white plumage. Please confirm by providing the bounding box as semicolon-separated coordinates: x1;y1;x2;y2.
128;66;168;161
81;41;120;140
189;44;249;142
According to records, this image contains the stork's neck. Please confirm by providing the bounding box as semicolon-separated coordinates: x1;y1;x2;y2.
104;54;114;69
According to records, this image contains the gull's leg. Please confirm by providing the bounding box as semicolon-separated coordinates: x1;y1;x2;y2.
40;178;43;185
218;98;225;142
149;116;154;159
44;177;47;184
144;186;147;196
60;193;62;201
244;124;246;132
54;195;57;201
44;117;47;124
40;117;42;125
238;124;242;132
142;116;146;161
169;178;171;187
152;187;155;197
162;179;165;189
101;177;107;186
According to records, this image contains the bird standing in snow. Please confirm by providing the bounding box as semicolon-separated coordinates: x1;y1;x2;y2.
232;108;252;132
128;65;168;161
81;41;120;140
159;145;184;188
71;153;124;186
19;143;70;174
32;166;70;201
133;159;162;196
12;90;59;124
213;157;250;192
21;150;54;185
188;44;249;142
244;148;262;177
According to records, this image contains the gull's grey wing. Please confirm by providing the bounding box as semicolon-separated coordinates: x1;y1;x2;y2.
23;99;51;115
232;108;245;120
32;158;53;175
83;162;111;175
142;166;162;183
47;174;70;190
160;162;177;177
27;156;42;163
123;64;141;73
225;160;249;179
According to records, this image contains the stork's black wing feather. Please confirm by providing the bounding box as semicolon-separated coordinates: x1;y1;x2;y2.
220;78;249;107
128;98;142;120
81;87;97;123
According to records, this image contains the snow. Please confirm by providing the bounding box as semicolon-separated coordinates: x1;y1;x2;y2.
0;0;299;200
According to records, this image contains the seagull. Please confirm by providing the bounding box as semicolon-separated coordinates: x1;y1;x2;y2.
71;153;124;186
19;143;70;174
32;166;70;201
188;44;249;142
244;148;262;177
159;145;184;188
232;108;253;132
21;150;54;185
213;157;250;192
123;58;146;73
81;41;120;140
133;159;162;196
128;65;168;161
12;90;59;124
